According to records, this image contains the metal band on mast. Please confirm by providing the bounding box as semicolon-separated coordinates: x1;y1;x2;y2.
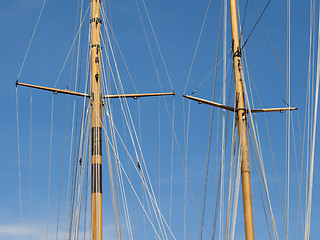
229;0;254;239
90;0;103;239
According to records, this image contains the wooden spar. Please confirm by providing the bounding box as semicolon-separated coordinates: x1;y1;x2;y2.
183;95;298;113
90;0;103;239
16;81;174;99
229;0;254;239
16;82;90;97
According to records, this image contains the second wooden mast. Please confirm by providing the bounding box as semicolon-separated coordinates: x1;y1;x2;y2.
91;0;103;240
229;0;254;239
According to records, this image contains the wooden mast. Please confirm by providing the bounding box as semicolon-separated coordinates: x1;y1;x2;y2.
90;0;103;239
16;1;175;239
229;0;254;239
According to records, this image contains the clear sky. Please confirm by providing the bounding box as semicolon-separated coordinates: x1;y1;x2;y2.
1;0;320;239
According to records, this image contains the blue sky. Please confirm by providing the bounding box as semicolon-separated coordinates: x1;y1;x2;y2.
1;0;320;239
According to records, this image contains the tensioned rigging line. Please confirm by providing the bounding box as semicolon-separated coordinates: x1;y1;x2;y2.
224;97;238;240
101;51;125;240
100;15;174;240
103;2;202;237
239;0;249;43
169;97;175;232
241;0;272;50
15;87;23;240
100;90;175;240
99;105;171;239
241;69;279;240
248;132;272;240
103;9;186;227
61;1;88;238
53;5;90;88
100;54;123;240
73;104;91;239
29;91;33;240
285;0;291;238
190;50;231;96
140;0;174;90
16;0;47;236
46;95;55;240
241;50;286;223
304;4;320;238
229;140;241;240
99;37;168;239
296;1;316;238
17;0;47;80
251;0;298;109
183;0;212;94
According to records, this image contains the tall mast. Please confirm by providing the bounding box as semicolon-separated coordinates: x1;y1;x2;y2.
90;0;103;239
229;0;254;239
16;1;175;238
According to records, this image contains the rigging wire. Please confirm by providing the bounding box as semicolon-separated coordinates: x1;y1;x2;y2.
100;22;168;239
17;0;47;80
183;0;212;94
46;95;55;240
250;0;298;108
101;55;123;240
197;0;224;228
239;0;249;43
249;133;272;240
241;0;272;50
285;0;291;238
169;97;175;236
101;107;170;239
140;0;174;90
53;5;90;88
296;1;316;238
241;69;279;240
304;4;320;239
100;6;176;238
15;87;23;240
243;58;286;223
29;92;33;240
100;10;200;230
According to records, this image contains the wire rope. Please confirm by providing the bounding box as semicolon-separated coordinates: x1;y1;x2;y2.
46;95;55;240
99;27;167;239
53;5;90;88
140;0;174;90
304;5;320;238
29;92;33;240
249;132;272;240
241;0;272;49
199;1;224;236
296;1;315;239
100;23;170;240
15;87;23;240
242;70;279;240
17;0;47;80
169;97;175;235
100;102;175;239
285;0;291;238
183;0;212;94
242;52;286;223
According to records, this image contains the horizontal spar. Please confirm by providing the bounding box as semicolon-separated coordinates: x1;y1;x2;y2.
183;95;298;113
103;91;175;99
17;81;175;99
16;81;89;97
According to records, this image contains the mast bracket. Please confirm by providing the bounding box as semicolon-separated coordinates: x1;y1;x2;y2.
90;17;102;24
91;44;102;50
233;48;242;58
